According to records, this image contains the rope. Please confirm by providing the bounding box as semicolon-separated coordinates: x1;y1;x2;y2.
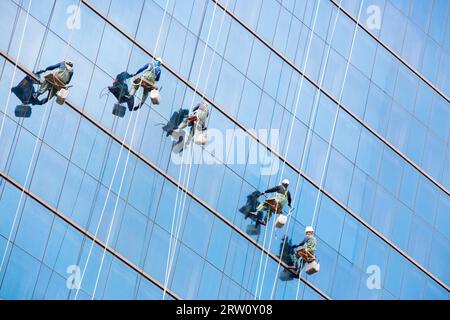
266;0;343;299
254;0;324;300
0;0;24;201
135;1;207;296
161;0;228;300
79;0;171;300
0;0;77;279
293;0;365;300
0;0;34;140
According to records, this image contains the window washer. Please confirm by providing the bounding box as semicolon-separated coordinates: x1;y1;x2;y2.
176;101;209;133
129;57;162;110
249;179;292;226
33;60;74;105
171;101;210;153
288;226;317;274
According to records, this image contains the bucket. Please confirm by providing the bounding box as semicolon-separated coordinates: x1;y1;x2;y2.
275;214;287;228
15;105;32;118
56;88;68;105
150;89;160;105
194;132;207;145
305;260;320;275
112;103;126;118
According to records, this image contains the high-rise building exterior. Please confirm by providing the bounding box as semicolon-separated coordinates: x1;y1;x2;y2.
0;0;448;300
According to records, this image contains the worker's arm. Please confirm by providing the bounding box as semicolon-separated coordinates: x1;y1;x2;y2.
36;62;64;74
66;72;73;85
46;62;65;71
287;191;292;207
154;68;161;81
264;185;281;194
134;63;150;76
293;237;307;248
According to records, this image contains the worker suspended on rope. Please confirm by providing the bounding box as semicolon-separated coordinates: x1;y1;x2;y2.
176;101;209;134
129;57;162;110
171;101;210;153
11;61;73;118
33;60;74;105
288;226;319;276
249;179;292;226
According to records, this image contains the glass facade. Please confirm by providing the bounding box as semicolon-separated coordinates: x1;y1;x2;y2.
0;0;448;300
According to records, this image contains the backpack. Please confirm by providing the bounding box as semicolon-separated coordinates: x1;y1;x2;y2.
11;75;39;105
162;109;190;137
109;72;134;109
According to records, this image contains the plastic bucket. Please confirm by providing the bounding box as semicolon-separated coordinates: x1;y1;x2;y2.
305;260;320;275
275;214;287;228
194;132;207;145
56;88;68;105
150;89;160;105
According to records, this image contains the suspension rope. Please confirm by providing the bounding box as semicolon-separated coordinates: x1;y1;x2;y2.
266;0;345;299
162;0;228;300
253;0;324;300
0;0;34;141
0;0;24;201
60;1;115;300
293;0;365;300
160;3;217;297
0;0;78;279
77;0;171;300
147;0;208;300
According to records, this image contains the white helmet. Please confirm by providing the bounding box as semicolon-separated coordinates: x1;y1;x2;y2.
282;179;290;186
305;226;314;233
155;57;163;64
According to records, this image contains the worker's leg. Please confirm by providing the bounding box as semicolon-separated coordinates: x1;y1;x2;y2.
140;88;149;106
129;81;139;97
195;110;207;126
35;92;51;106
248;201;267;221
290;253;299;270
256;203;271;225
35;80;50;98
177;119;188;130
254;202;268;215
263;210;273;224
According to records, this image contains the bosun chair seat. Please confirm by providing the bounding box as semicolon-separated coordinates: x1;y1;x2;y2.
296;248;315;262
44;74;69;105
264;198;283;214
134;77;157;90
44;74;66;88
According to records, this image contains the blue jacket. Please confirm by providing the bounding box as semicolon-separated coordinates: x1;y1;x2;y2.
294;235;317;253
135;61;161;81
